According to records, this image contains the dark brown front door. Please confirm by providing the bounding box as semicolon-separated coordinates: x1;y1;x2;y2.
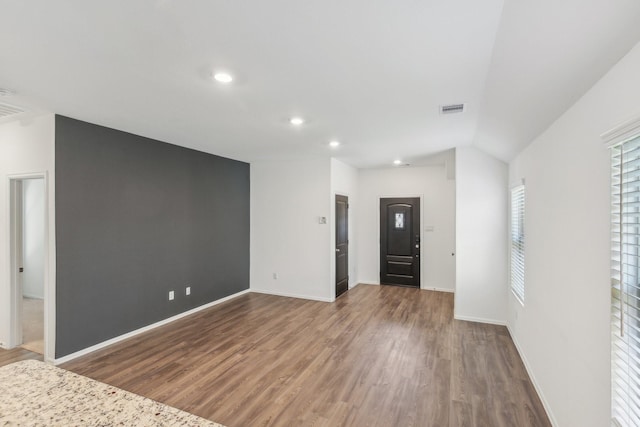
380;197;420;287
336;195;349;297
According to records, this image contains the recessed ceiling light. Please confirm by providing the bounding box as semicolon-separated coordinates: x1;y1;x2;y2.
329;140;340;148
393;159;402;165
213;72;233;83
290;117;304;126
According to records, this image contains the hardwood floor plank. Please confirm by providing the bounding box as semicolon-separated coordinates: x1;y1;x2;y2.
451;400;473;427
59;285;551;427
0;347;42;366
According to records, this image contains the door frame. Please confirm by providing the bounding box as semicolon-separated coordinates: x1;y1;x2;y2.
7;172;54;360
377;194;423;289
9;178;24;348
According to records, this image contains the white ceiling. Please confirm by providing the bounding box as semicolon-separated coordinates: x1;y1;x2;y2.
1;0;639;167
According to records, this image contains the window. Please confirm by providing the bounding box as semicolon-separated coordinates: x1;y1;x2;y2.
510;183;525;303
611;135;640;427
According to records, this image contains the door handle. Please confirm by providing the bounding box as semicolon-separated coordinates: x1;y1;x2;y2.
335;248;340;252
19;267;24;273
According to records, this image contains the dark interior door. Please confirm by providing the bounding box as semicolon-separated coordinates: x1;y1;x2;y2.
380;197;420;287
336;195;349;297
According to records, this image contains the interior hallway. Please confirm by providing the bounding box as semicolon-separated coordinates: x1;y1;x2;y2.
20;297;43;355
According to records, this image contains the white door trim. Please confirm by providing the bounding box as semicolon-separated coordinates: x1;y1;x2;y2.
7;172;54;361
9;179;24;348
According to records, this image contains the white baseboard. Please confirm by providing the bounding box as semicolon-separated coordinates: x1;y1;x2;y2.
506;324;558;427
250;288;333;302
423;287;455;293
22;294;44;300
357;281;380;286
53;289;250;365
454;314;507;326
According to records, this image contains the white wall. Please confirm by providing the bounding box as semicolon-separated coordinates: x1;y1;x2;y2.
455;147;508;324
330;158;358;295
251;158;332;301
0;114;55;360
357;165;456;291
507;40;640;427
22;178;45;299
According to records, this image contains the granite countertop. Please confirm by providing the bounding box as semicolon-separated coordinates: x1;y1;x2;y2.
0;360;224;426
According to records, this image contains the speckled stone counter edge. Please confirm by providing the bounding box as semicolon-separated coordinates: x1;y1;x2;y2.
0;360;224;426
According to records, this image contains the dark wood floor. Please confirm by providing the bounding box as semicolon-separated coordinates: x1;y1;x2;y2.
12;285;547;426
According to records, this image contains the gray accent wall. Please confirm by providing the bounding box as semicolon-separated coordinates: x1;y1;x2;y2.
55;116;250;358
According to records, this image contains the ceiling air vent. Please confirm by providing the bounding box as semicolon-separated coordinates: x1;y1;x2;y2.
0;102;25;119
440;103;465;114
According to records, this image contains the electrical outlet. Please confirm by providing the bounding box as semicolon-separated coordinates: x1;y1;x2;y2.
169;290;174;301
186;286;191;296
273;273;278;280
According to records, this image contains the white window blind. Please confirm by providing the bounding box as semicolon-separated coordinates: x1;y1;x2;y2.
510;184;525;303
612;135;640;427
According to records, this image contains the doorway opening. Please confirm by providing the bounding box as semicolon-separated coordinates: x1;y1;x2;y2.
10;176;46;355
380;197;421;287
